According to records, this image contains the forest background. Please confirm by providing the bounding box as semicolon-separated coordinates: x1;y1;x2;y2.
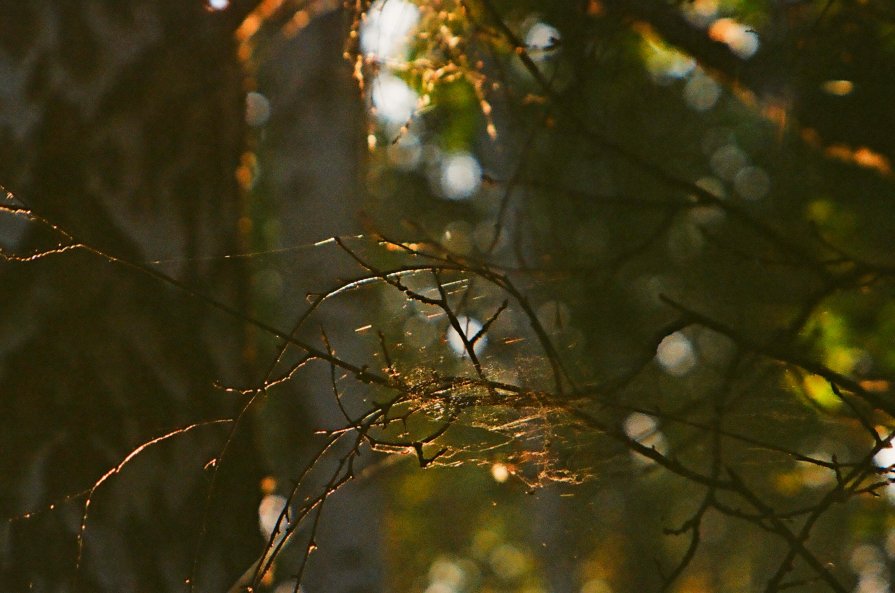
2;1;895;593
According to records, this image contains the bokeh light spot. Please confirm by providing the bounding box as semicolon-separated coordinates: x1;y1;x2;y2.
446;315;486;357
733;166;770;200
372;73;418;124
694;176;725;199
439;153;482;201
656;332;697;376
361;0;420;60
526;22;560;50
424;582;455;593
387;133;422;169
623;413;668;465
624;412;657;439
245;91;271;127
710;144;748;180
429;556;466;588
490;544;527;580
708;18;759;59
491;462;510;483
683;0;718;27
258;494;289;540
822;80;854;96
874;446;895;504
701;127;735;156
643;40;696;83
684;71;721;111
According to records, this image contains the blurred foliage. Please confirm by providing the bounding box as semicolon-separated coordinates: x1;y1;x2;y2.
351;0;895;592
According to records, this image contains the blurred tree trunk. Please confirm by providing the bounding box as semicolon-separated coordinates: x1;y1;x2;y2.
246;8;384;593
0;2;266;591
